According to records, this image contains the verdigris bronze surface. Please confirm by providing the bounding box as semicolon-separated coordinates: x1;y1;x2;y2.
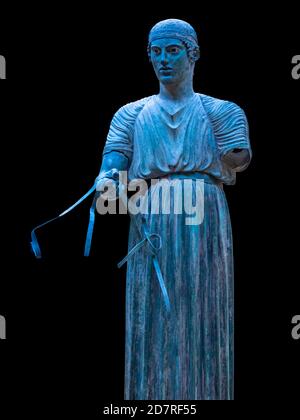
97;19;251;400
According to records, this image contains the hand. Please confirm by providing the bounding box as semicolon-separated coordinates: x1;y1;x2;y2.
96;177;119;201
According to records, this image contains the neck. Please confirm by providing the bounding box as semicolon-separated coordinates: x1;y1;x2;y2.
158;78;195;102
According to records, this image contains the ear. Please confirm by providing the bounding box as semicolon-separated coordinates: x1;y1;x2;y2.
191;49;200;62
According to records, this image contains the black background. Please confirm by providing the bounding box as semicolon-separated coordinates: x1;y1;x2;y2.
1;3;299;414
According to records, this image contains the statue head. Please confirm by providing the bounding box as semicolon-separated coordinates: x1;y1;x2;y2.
147;19;200;85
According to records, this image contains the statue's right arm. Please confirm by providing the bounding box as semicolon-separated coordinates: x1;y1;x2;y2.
95;151;129;192
98;150;129;176
95;99;148;191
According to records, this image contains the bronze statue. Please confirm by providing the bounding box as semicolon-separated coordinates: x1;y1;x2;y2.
96;19;252;400
30;18;251;400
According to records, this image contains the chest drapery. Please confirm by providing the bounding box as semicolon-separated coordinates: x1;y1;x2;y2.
103;93;252;185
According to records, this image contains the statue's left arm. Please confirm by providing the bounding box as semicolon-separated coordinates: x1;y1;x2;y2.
217;101;252;172
221;148;250;171
204;96;252;172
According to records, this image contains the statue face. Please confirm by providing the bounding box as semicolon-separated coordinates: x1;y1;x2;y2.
150;38;193;85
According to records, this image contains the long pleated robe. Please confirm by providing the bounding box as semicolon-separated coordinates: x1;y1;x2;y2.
103;93;251;400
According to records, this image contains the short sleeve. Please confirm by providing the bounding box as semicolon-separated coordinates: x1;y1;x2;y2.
103;97;150;161
201;94;252;173
212;101;251;160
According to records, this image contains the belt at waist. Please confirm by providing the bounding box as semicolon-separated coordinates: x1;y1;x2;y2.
145;171;222;186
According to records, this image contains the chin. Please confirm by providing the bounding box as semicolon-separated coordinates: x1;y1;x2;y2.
159;76;177;85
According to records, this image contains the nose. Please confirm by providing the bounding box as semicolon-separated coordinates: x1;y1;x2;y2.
160;50;169;66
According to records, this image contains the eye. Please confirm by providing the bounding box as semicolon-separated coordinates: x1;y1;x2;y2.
151;47;161;55
169;46;180;54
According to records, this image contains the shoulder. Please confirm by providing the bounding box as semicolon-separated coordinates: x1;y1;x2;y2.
114;96;153;120
199;93;246;122
108;96;153;135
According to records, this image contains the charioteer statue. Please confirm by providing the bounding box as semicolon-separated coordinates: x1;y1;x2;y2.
31;18;251;400
96;19;251;400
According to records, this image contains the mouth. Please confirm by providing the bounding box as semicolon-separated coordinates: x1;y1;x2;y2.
159;67;172;72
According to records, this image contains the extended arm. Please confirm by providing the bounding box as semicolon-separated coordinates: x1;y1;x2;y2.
96;150;129;181
95;151;129;199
